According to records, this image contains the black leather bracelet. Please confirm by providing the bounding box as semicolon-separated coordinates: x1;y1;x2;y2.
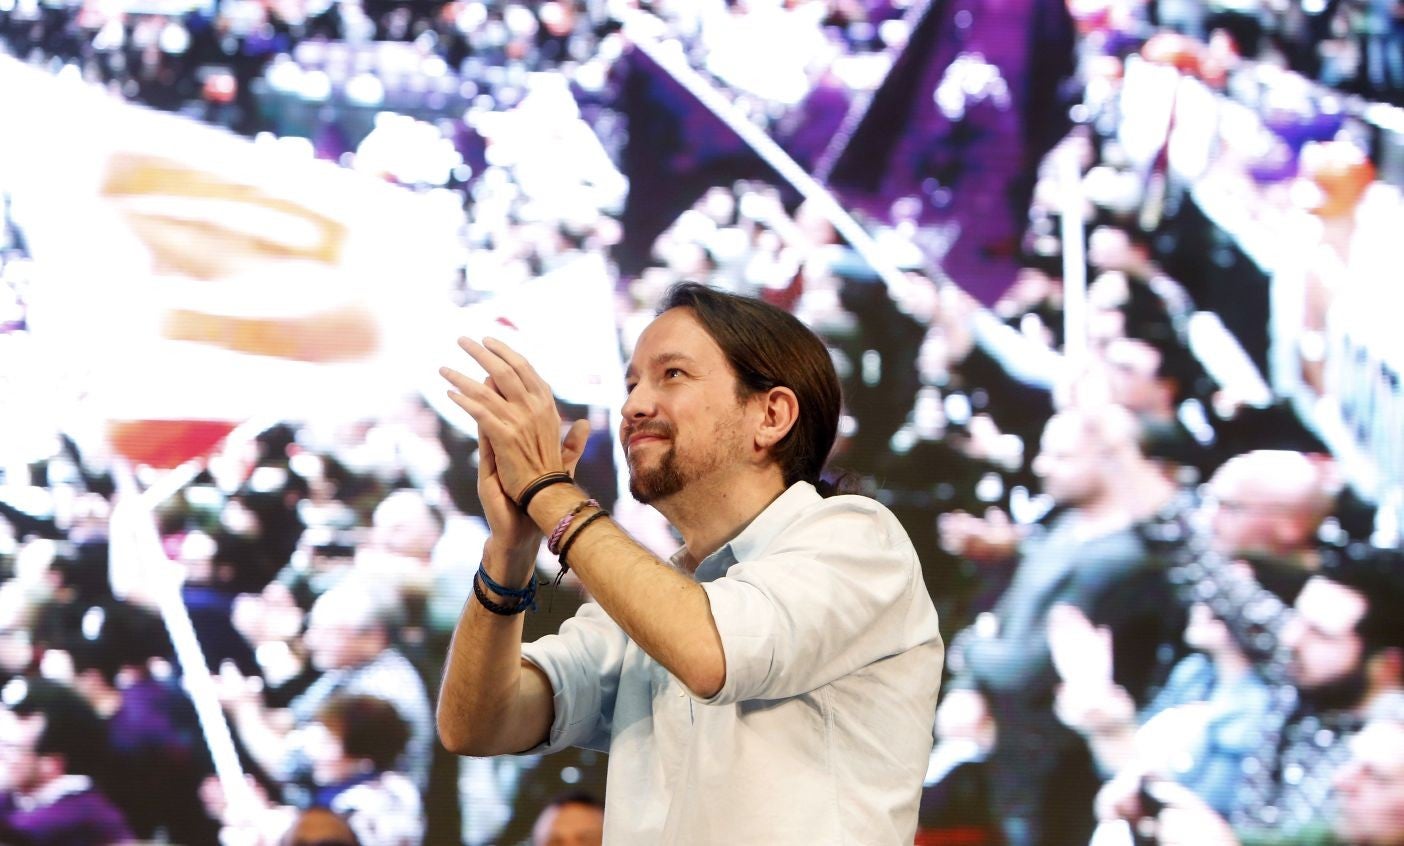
472;568;536;615
558;509;610;570
515;472;573;511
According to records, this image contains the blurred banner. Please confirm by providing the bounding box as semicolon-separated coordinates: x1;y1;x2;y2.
424;251;628;438
0;57;463;467
819;0;1078;306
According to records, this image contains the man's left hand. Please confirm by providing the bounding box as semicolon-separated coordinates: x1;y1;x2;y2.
440;336;590;505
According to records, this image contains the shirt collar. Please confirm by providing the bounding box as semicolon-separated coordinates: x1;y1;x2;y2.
685;482;821;583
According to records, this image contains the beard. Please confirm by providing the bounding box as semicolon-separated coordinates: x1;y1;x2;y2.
625;406;747;504
1295;663;1369;714
628;441;687;504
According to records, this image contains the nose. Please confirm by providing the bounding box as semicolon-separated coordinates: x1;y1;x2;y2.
621;380;655;422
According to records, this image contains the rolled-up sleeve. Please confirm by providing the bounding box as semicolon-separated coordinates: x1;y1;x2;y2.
696;498;940;706
520;601;629;755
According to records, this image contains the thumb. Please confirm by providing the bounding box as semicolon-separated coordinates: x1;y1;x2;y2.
562;419;592;476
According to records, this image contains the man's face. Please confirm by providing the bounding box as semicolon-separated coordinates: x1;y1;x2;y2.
1031;416;1102;507
620;308;755;504
1333;718;1404;845
532;801;605;846
303;597;375;672
1099;337;1166;416
301;721;350;787
1202;470;1280;557
1283;577;1367;691
0;709;44;794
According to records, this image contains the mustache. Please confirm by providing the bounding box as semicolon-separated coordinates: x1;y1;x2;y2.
621;422;675;444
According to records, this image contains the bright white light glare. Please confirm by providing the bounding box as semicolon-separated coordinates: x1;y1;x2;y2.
503;4;539;36
944;392;972;426
298;70;333;101
345;72;385;106
421;55;449;78
2;678;27;708
277;136;316;158
81;605;106;641
266;58;304;92
878;19;909;47
159;22;190;55
93;19;125;51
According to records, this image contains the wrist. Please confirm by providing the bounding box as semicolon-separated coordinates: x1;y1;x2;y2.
482;538;537;584
526;482;590;532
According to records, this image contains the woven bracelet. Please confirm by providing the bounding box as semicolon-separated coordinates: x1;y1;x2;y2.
548;499;600;555
557;509;610;571
473;566;537;615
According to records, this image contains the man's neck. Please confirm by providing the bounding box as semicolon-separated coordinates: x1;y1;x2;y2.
657;470;790;571
1072;463;1178;539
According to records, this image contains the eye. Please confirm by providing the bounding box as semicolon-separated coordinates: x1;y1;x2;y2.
664;368;684;379
625;382;637;394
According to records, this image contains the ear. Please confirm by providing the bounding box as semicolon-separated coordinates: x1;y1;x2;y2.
753;386;799;453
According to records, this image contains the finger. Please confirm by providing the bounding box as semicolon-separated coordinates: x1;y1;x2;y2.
457;336;531;400
561;419;592;475
480;335;552;397
444;389;517;450
477;435;496;476
439;365;513;412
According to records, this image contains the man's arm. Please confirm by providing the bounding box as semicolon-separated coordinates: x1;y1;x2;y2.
527;483;726;698
436;538;557;756
440;338;727;701
436;422;590;757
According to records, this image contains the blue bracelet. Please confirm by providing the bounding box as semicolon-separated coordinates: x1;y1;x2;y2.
474;566;538;615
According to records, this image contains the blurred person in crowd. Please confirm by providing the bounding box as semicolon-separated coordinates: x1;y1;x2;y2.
1050;590;1277;816
1201;449;1336;579
437;282;944;843
936;402;1183;846
221;575;432;802
531;791;604;846
303;694;421;846
1101;680;1404;846
282;806;360;846
65;600;220;844
0;676;133;845
207;693;420;846
1100;551;1404;841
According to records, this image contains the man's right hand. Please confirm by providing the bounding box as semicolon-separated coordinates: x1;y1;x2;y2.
477;417;591;576
937;509;1019;562
935;688;993;746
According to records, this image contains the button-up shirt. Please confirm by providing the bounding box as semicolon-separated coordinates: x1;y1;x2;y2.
521;482;945;844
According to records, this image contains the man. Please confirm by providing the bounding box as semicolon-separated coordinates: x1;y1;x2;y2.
935;403;1182;846
1108;679;1404;846
0;677;133;845
1202;449;1335;574
222;575;433;803
1098;552;1404;842
531;792;604;846
437;282;944;843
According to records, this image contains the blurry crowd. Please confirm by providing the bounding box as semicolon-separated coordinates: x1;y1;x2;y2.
3;0;1404;845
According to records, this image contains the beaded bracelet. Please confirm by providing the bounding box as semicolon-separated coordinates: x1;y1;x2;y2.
548;499;600;555
515;472;573;511
473;566;538;615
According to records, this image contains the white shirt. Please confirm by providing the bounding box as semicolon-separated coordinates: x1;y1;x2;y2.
521;482;945;844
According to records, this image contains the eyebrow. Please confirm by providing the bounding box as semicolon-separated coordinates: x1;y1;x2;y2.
626;352;698;380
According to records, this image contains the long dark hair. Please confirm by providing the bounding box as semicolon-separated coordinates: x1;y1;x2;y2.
660;283;843;492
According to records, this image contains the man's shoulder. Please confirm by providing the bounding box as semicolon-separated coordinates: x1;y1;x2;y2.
753;491;919;567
